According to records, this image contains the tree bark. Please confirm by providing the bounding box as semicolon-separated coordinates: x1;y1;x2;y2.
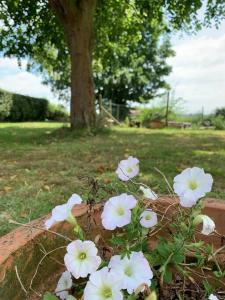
49;0;96;129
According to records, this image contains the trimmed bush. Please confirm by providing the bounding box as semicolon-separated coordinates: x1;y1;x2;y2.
0;89;68;121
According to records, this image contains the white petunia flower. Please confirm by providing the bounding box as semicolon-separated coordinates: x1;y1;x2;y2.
109;251;153;294
55;271;72;300
209;294;219;300
45;194;82;229
101;193;137;230
84;267;123;300
140;186;158;201
194;215;215;235
67;194;82;208
64;240;101;279
116;156;139;181
140;209;158;228
173;167;213;208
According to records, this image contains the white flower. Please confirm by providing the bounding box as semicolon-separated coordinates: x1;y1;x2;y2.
140;186;158;201
140;209;158;228
109;251;153;294
116;156;139;181
64;240;101;279
55;271;72;300
173;167;213;207
84;267;123;300
194;215;215;235
209;294;219;300
67;194;83;208
101;193;137;230
45;194;82;229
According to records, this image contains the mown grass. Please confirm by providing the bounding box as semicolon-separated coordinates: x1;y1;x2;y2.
0;122;225;236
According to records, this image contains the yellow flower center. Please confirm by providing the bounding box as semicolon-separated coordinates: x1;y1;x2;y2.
145;214;151;220
188;180;198;190
124;265;133;277
117;207;125;216
102;286;112;298
126;166;133;173
79;252;87;260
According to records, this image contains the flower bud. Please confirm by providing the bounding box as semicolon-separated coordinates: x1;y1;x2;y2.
145;291;157;300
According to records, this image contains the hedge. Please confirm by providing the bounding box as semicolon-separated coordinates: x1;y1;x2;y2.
0;89;68;121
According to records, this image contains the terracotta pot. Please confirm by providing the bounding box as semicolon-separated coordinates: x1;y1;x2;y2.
0;198;224;299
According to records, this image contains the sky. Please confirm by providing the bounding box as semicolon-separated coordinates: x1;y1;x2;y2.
167;22;225;114
0;19;225;114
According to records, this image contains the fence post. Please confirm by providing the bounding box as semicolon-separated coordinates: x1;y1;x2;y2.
98;93;102;113
109;99;112;115
165;91;170;127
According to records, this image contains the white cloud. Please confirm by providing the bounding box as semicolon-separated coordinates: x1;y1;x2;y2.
168;32;225;114
0;57;56;102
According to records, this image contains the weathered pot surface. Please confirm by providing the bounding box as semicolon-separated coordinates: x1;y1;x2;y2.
0;197;224;300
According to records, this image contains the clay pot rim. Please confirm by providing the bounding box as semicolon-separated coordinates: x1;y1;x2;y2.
0;197;224;267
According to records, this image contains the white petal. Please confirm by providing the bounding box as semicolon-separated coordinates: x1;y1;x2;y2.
179;190;198;208
55;271;72;300
64;240;101;279
140;210;158;228
44;217;56;229
67;194;82;208
173;167;213;205
101;194;136;230
116;156;139;181
140;186;158;201
209;294;219;300
201;215;215;235
52;204;70;221
66;240;83;254
109;251;153;295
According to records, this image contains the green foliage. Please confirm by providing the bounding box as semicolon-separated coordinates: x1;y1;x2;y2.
1;124;225;237
94;31;174;108
1;0;225;103
215;107;225;118
0;89;48;121
0;89;12;120
43;292;58;300
0;89;68;121
212;115;225;130
139;107;166;126
47;103;68;121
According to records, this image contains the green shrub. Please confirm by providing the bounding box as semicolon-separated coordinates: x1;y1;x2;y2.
47;103;68;121
0;89;13;120
212;115;225;130
0;89;68;121
10;94;48;121
139;107;165;126
215;107;225;118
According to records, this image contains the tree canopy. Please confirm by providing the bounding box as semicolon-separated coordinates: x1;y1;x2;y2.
0;0;224;128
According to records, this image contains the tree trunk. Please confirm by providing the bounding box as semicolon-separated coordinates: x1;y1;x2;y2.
49;0;96;129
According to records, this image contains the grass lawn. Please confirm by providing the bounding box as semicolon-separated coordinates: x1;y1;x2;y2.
0;122;225;236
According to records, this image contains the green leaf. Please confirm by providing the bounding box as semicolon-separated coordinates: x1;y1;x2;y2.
203;280;214;294
171;252;184;264
163;269;172;284
43;292;58;300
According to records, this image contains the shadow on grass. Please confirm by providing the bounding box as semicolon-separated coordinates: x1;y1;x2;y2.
0;123;111;145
